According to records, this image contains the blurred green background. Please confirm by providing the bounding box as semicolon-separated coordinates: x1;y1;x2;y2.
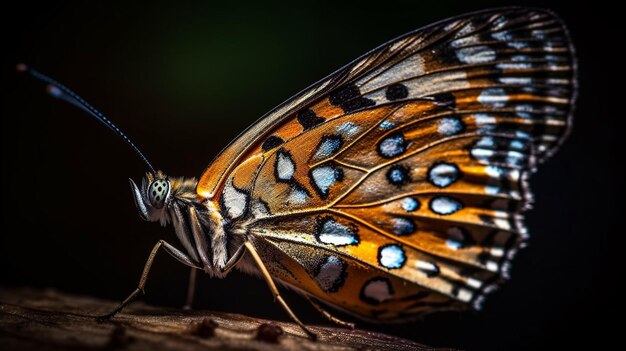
1;1;620;349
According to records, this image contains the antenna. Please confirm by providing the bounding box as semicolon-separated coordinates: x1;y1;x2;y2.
17;63;157;175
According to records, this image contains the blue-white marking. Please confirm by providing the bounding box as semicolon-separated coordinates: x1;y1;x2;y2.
499;77;532;85
466;277;483;289
477;88;508;108
311;166;340;195
497;61;532;70
457;288;474;302
314;137;342;159
336;121;360;136
388;167;408;184
507;41;529;50
510;140;525;150
438;117;464;136
222;182;247;219
511;55;531;62
475;136;495;148
428;162;460;188
430;196;462;215
379;120;395;130
485;185;500;195
401;197;419;212
276;152;295;181
506;150;524;166
379;245;406;269
474;113;496;131
446;227;466;250
415;260;439;274
251;200;269;218
455;45;496;64
287;187;310;205
471;148;495;163
378;133;406;158
492;31;513;41
392;217;415;235
318;219;358;246
485;165;504;178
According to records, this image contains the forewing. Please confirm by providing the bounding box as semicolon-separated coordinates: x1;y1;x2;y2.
208;8;575;320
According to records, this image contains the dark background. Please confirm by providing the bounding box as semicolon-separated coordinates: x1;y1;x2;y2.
1;1;621;349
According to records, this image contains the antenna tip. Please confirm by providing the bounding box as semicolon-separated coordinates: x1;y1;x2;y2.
46;84;62;98
16;63;29;73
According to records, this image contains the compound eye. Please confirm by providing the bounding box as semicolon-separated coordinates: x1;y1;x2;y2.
148;179;169;208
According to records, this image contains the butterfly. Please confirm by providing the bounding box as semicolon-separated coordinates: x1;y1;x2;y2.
21;7;576;339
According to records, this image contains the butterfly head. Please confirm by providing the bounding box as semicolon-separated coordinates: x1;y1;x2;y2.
129;171;172;223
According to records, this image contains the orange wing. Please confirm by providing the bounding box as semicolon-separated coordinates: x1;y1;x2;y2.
199;8;576;320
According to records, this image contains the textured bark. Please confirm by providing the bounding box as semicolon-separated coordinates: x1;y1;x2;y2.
0;287;445;351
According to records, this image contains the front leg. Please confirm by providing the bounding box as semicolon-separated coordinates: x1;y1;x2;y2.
98;240;200;321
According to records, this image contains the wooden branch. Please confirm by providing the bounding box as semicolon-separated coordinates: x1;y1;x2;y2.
0;287;442;350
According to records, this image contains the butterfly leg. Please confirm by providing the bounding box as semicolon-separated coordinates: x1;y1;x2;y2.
182;267;197;310
97;240;200;321
243;241;317;340
305;296;355;329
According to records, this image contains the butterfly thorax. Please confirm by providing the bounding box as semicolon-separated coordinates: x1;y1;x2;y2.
131;172;237;278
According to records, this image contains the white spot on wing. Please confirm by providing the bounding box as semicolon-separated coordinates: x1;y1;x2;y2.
401;197;419;212
467;278;482;289
456;45;496;64
318;220;357;246
378;134;406;157
497;62;532;70
415;260;439;275
476;136;495;148
499;77;532;84
486;261;499;272
507;41;528;50
457;288;473;302
485;185;500;195
276;152;295;181
472;148;495;163
485;165;503;178
379;245;405;269
379;120;395;130
251;200;269;218
446;239;463;250
362;279;393;303
431;196;462;215
490;247;504;257
492;31;512;41
429;163;459;187
477;88;508;108
222;182;247;219
287;187;309;205
438;117;464;136
314;137;341;160
311;166;339;195
336;122;360;136
474;113;496;131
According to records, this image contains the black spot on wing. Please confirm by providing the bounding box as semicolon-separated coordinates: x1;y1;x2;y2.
329;83;375;113
297;109;325;130
261;135;284;152
385;83;409;101
432;92;456;108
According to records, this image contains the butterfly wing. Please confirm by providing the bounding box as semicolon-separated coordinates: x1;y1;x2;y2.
199;7;576;320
